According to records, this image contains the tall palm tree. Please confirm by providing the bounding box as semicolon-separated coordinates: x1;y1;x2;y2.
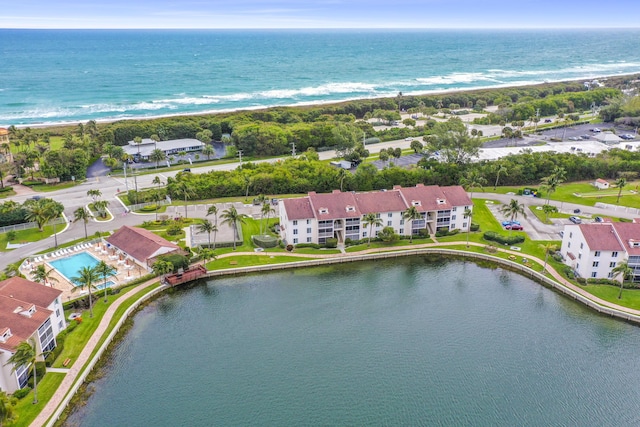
207;205;219;248
459;169;487;200
260;202;275;235
493;163;508;190
539;242;558;273
197;219;215;247
499;199;527;233
152;176;164;221
221;206;245;250
149;148;165;169
540;174;560;205
86;189;101;204
199;247;216;268
402;206;422;243
72;266;99;318
32;265;58;287
174;181;195;218
615;177;627;204
95;261;116;303
612;261;634;299
93;200;110;219
7;339;38;404
202;144;215;160
463;207;473;248
542;204;556;223
73;207;90;239
362;213;383;247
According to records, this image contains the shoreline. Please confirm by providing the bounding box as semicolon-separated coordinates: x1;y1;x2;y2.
46;245;640;425
6;71;639;130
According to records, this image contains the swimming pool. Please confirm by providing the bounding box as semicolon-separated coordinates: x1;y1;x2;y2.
49;252;100;285
96;281;115;290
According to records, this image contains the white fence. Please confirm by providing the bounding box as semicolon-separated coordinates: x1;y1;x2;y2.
594;202;640;216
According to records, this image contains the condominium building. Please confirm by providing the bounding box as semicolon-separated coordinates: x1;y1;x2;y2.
279;184;472;245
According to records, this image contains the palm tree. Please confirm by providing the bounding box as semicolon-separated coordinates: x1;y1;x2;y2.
7;339;38;404
149;148;165;169
337;168;348;192
499;199;527;232
612;261;634;299
540;174;560;205
202;144;215;160
152;176;164;221
73;207;90;239
207;205;219;248
199;247;216;268
459;169;487;200
197;219;215;247
86;189;101;204
542;204;556;223
221;206;245;250
615;176;627;204
32;265;58;287
260;202;275;235
402;206;422;243
0;390;16;425
174;181;195;218
95;261;116;302
152;260;173;282
362;213;383;247
493;163;508;190
93;200;110;219
72;266;99;318
463;207;473;248
539;242;558;273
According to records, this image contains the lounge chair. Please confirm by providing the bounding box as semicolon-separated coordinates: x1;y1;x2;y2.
44;254;50;260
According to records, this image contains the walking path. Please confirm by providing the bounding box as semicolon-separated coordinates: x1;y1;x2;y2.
30;240;640;426
32;277;162;427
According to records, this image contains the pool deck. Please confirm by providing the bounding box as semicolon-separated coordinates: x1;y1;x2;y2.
20;242;148;302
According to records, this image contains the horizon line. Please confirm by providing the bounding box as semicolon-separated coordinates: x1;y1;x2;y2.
2;26;640;30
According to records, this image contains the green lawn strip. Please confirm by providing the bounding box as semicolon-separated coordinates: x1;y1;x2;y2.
469;199;503;232
580;284;640;311
11;373;66;427
0;224;58;252
206;255;314;270
87;204;112;222
288;248;342;255
345;238;433;253
0;189;17;198
29;182;79;193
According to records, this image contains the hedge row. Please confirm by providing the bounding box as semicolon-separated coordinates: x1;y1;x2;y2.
483;231;525;246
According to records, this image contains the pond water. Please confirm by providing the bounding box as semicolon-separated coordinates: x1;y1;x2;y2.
65;257;640;426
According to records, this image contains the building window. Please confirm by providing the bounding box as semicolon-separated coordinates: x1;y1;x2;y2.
580;243;584;249
293;220;298;226
293;229;298;235
376;213;381;218
610;262;616;268
400;219;404;225
363;231;367;237
58;320;63;329
452;207;457;212
578;253;582;259
591;272;597;278
56;309;60;317
594;251;601;257
387;221;392;226
576;263;580;270
307;228;312;234
388;213;393;218
293;238;298;244
306;219;310;225
569;232;572;238
568;242;571;248
463;222;467;228
306;237;312;243
612;251;618;258
608;272;614;278
592;261;599;267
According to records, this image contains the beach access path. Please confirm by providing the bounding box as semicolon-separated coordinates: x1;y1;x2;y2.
32;239;640;426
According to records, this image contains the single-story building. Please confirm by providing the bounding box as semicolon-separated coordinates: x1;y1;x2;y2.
105;226;186;270
123;138;205;162
594;178;610;190
0;277;66;393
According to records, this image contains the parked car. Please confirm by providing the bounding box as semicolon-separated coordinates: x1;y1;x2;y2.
573;208;581;214
569;216;582;224
505;224;523;230
404;137;414;141
594;216;604;223
568;136;580;141
502;220;521;226
544;119;552;123
580;135;591;140
182;168;191;172
591;128;601;132
620;134;635;140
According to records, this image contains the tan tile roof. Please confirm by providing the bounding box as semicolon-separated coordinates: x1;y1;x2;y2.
0;278;59;352
308;190;360;220
282;198;314;221
106;226;181;264
578;223;624;252
355;190;408;214
397;184;450;212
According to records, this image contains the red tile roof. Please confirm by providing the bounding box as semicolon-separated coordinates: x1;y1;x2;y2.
0;278;60;352
612;222;640;256
397;184;450;212
355;190;407;214
578;223;624;252
281;198;314;220
106;226;181;264
308;191;361;220
441;186;473;208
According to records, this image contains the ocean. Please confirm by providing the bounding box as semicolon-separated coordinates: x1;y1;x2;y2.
1;29;640;127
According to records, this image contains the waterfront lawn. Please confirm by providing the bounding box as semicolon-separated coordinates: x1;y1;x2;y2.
528;205;574;224
11;372;66;427
580;285;640;311
345;237;433;253
0;225;57;251
207;255;313;270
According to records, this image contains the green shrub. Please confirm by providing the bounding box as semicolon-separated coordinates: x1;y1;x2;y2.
286;244;294;252
28;362;47;387
435;229;460;237
470;223;480;232
252;235;279;248
12;387;30;399
0;185;13;193
576;277;587;285
418;229;430;237
166;223;183;236
483;231;525;245
139;204;159;212
295;243;321;249
325;238;338;248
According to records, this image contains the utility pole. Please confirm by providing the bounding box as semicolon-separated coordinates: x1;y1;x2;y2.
124;160;129;193
291;142;296;157
535;108;540;133
237;149;243;165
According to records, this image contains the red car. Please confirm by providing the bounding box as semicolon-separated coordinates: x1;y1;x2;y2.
505;224;523;230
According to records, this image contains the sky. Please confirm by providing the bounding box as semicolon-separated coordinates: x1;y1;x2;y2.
1;0;640;29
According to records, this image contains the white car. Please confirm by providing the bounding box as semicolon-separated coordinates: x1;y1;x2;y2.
404;137;414;141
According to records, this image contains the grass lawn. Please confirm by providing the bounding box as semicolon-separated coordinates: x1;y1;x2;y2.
0;188;17;198
207;254;313;269
345;238;433;253
11;372;66;427
0;225;57;251
29;181;79;193
580;284;640;311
